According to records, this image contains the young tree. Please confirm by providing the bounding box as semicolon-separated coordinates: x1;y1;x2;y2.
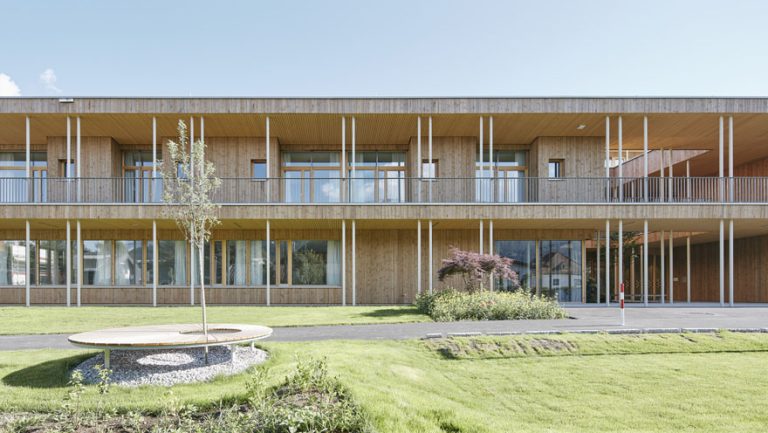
160;120;221;362
438;247;519;292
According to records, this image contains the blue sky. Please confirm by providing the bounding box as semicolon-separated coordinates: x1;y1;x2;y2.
1;0;767;97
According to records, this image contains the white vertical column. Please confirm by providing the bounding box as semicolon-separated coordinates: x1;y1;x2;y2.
605;220;610;305
489;116;494;177
341;118;346;201
618;220;623;300
352;220;356;306
428;220;433;294
152;117;157;201
66;116;71;178
719;219;725;306
618;116;623;202
417;117;422;177
266;116;270;200
417;220;422;294
479;116;484;178
351;117;356;180
643;116;649;202
489;219;494;291
660;147;665;202
189;116;195;306
342;220;346;306
729;219;734;306
428;117;433;201
668;151;674;201
266;220;271;306
76;220;81;307
719;116;724;202
669;231;674;304
25;220;30;307
686;235;691;303
479;220;484;255
643;220;649;306
190;116;195;174
686;160;691;202
596;230;601;304
728;116;734;202
66;220;71;307
25;116;30;201
76;117;81;201
660;230;665;304
605;116;610;178
152;220;158;307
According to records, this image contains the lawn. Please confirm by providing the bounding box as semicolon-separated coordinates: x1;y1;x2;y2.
2;332;768;432
0;305;428;335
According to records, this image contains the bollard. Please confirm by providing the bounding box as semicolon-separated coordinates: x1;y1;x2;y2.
620;282;625;326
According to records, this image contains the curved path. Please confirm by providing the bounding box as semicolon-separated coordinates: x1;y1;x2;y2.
2;307;768;351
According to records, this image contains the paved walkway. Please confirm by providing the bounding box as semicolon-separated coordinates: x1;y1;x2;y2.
1;307;767;351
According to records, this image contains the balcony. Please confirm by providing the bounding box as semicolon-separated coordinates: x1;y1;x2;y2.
0;177;765;204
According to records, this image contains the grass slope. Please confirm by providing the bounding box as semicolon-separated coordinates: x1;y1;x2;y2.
0;305;427;335
1;333;767;432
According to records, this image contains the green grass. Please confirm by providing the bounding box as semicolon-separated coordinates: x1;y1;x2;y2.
0;305;428;335
2;333;768;432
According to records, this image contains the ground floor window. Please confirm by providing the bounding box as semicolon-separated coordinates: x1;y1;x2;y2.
494;239;583;302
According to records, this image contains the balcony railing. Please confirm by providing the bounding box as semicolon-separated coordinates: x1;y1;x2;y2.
0;177;765;204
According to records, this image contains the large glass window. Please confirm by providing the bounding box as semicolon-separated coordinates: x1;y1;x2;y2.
540;240;582;302
115;240;143;285
148;240;186;286
348;151;406;203
38;240;75;285
0;241;31;286
83;241;112;285
192;240;223;286
291;240;341;286
476;150;528;203
227;240;247;285
0;152;47;203
282;152;341;203
250;240;276;285
494;240;537;292
123;151;159;203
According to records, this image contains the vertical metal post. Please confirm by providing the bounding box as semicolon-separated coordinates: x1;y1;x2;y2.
489;220;494;291
152;220;158;306
266;116;270;201
643;220;649;306
669;231;674;304
719;219;725;306
25;220;30;307
428;116;433;202
719;116;724;202
489;116;494;201
605;116;610;201
189;117;195;306
729;219;734;306
417;220;422;294
25;116;30;201
76;220;81;307
605;220;610;305
686;160;691;202
428;219;433;294
342;118;346;201
266;220;271;306
728;116;734;202
660;230;665;304
417;117;422;202
479;117;484;201
76;117;81;202
618;220;623;303
660;147;665;202
190;116;195;175
596;230;601;304
668;150;673;201
686;235;691;303
152;117;157;201
479;220;484;255
643;116;648;202
342;220;346;305
352;220;356;305
351;117;356;181
66;220;71;307
618;116;623;202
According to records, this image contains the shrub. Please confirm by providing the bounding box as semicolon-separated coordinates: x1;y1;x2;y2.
415;289;566;322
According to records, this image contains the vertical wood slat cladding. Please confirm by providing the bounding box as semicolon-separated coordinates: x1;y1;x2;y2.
0;288;24;304
530;137;604;202
673;234;768;303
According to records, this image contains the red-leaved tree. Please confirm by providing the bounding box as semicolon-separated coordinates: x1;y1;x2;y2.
437;247;519;292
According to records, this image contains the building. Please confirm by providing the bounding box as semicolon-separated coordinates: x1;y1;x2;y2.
0;97;766;306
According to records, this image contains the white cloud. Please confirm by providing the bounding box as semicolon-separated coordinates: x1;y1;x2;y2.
39;68;61;93
0;73;21;96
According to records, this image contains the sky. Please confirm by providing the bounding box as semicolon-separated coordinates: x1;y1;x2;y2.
1;0;767;97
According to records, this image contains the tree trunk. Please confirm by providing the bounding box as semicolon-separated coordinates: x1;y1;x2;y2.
198;241;209;364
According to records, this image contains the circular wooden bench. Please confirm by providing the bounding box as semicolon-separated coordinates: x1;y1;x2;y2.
68;324;273;369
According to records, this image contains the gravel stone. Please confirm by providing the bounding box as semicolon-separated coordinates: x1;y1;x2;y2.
73;346;268;387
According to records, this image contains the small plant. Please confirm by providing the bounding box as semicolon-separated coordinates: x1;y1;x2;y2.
93;363;112;394
61;369;85;429
438;247;519;292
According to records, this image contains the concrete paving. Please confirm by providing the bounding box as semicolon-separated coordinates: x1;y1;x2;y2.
1;307;767;351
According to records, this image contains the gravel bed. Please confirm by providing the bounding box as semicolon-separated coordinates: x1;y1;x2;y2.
73;346;268;387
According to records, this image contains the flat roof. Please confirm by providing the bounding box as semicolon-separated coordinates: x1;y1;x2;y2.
2;97;768;114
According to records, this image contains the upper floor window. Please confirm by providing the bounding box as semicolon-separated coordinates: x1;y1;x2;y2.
59;159;75;178
123;151;159;203
348;151;406;203
0;152;47;203
421;159;438;179
252;159;267;180
548;159;564;178
282;152;341;203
